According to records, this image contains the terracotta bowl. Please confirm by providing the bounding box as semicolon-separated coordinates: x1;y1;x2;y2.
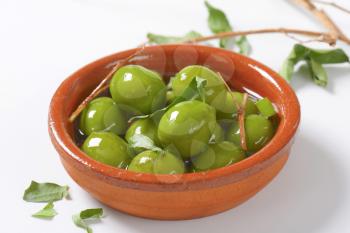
48;44;300;220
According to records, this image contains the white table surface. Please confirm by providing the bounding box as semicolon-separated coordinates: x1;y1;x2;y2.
1;0;350;232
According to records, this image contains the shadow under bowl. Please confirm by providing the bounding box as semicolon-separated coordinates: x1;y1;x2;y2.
48;44;300;220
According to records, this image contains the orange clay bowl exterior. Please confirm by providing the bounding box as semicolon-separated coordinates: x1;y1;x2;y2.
48;44;300;220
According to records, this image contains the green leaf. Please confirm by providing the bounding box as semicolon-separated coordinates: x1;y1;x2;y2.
205;1;233;49
204;1;252;54
256;98;276;118
279;44;349;86
128;134;162;152
170;76;207;106
80;208;103;219
308;59;328;86
236;35;251;55
280;59;296;83
129;77;207;123
290;44;309;59
205;1;231;34
279;44;308;82
147;31;202;44
309;48;349;64
196;77;207;102
73;215;92;233
73;208;103;233
32;202;57;219
23;181;69;203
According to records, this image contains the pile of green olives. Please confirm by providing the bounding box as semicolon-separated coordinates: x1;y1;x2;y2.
78;64;278;175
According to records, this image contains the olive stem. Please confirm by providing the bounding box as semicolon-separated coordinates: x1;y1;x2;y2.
216;73;241;110
68;43;147;122
184;28;350;45
238;93;248;151
312;0;350;14
292;0;348;43
216;72;248;150
182;0;350;46
282;32;327;44
69;0;350;122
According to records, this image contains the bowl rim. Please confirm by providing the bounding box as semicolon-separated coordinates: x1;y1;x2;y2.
48;44;300;191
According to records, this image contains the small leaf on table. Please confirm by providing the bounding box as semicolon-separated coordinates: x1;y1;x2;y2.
73;208;103;233
32;202;57;219
79;208;103;219
23;181;69;203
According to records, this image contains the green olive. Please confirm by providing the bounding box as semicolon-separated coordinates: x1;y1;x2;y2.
109;65;166;114
125;118;160;153
192;141;245;171
172;65;227;110
127;150;185;174
82;131;130;167
209;123;224;143
158;100;216;159
227;114;274;152
216;91;258;120
79;97;127;136
166;90;175;103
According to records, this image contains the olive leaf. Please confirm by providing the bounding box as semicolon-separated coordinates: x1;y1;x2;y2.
196;77;207;103
79;208;103;219
235;35;251;55
256;98;276;118
308;59;328;86
309;48;349;64
204;1;251;55
147;31;202;44
152;76;206;114
128;134;162;152
205;0;233;49
129;77;207;123
170;76;207;105
280;44;349;86
72;208;103;233
32;202;57;219
23;181;69;203
205;1;231;34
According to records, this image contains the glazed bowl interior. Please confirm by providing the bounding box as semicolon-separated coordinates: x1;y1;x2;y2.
49;44;300;189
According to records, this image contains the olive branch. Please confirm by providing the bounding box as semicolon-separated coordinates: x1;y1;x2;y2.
69;0;349;151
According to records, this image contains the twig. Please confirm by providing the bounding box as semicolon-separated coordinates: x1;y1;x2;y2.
292;0;348;41
312;0;350;14
283;32;307;43
238;93;248;151
68;44;147;122
217;72;248;150
185;27;350;45
69;1;350;123
283;32;327;44
218;73;241;110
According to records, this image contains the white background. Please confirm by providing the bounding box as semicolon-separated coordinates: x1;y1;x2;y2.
1;0;350;232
